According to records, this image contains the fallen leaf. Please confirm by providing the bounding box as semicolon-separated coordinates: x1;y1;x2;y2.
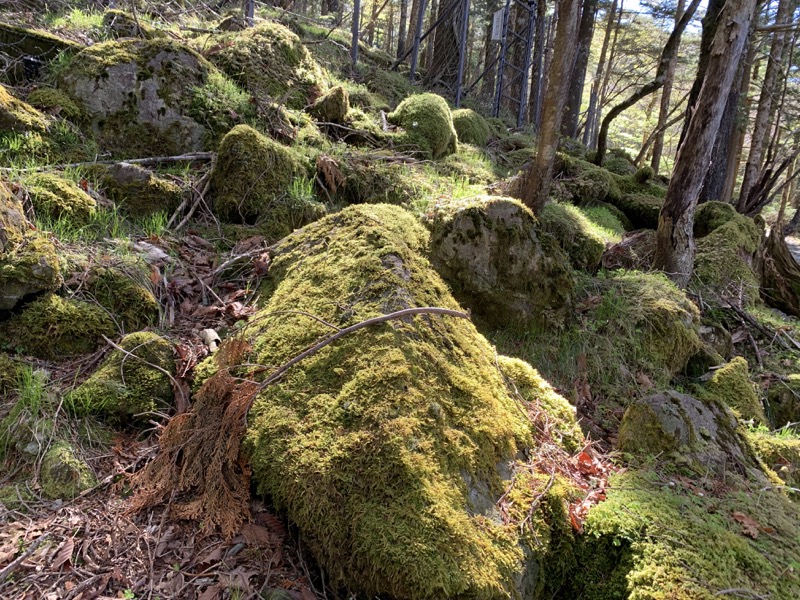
733;511;760;539
241;523;273;548
51;538;74;570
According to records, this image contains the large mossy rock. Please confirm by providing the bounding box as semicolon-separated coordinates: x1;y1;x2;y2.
24;172;96;222
452;108;491;147
40;441;96;499
210;125;325;233
203;22;325;110
694;200;738;238
0;293;114;359
748;428;800;489
0;23;80;63
89;162;183;217
308;85;350;123
67;332;173;424
538;202;606;271
387;93;458;159
427;196;575;325
0;183;62;310
57;38;247;156
0;85;48;133
699;357;767;424
618;390;759;476
241;204;578;599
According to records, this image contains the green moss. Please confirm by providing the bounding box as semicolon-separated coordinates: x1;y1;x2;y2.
701;357;767;424
24;172;96;222
243;203;576;599
694;200;738;238
0;85;48;133
539;203;607;271
433;144;497;184
387;93;458;160
89;162;183;217
603;149;636;176
0;484;35;510
363;68;418;109
614;193;663;229
694;216;761;307
67;331;173;424
188;69;254;146
0;353;21;396
748;428;800;490
767;374;800;429
309;85;349;123
497;355;583;452
0;233;62;311
452;108;491;147
559;157;622;206
102;9;166;39
633;165;654;184
40;441;96;499
0;181;28;253
26;87;83;120
0;293;115;359
568;469;800;599
202;22;326;111
211;125;324;235
582;204;627;238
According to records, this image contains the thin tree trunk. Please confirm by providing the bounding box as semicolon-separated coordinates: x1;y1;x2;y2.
594;0;702;166
562;0;598;138
587;0;624;148
528;0;548;128
520;0;581;215
651;0;686;174
405;0;421;52
738;0;795;211
654;0;757;287
765;30;797;167
398;0;409;58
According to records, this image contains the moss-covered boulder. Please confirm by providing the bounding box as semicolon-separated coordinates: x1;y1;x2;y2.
0;293;114;359
0;84;48;133
210;125;324;234
90;162;183;217
24;172;96;222
558;157;621;206
603;149;636;176
748;428;800;489
767;375;800;429
600;229;656;271
242;203;578;599
694;214;761;306
427;196;575;325
25;86;83;120
0;187;62;310
0;23;81;64
203;22;325;110
57;38;248;156
614;193;663;229
618;390;758;476
102;9;166;39
309;85;349;123
67;332;173;424
694;200;737;238
452;108;491;147
388;93;458;160
538;203;606;271
40;441;96;499
569;469;800;599
699;357;766;424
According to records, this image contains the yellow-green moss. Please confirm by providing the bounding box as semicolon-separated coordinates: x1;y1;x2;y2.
0;233;62;311
202;22;326;110
188;69;254;146
66;331;173;424
567;469;800;599
309;85;350;123
40;441;96;499
0;181;28;253
558;156;622;206
539;203;607;271
694;201;738;238
0;484;35;510
89;162;183;217
701;357;767;424
614;193;663;229
633;165;654;184
243;203;576;599
0;85;48;133
748;428;800;489
433;144;497;184
102;9;166;39
0;293;114;359
603;149;636;176
767;374;800;429
26;86;83;120
0;353;21;396
497;355;583;452
694;216;761;306
387;93;458;160
452;108;491;147
24;172;96;222
210;125;324;234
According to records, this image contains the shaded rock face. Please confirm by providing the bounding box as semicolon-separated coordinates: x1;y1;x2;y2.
428;196;575;325
58;39;215;155
618;390;758;477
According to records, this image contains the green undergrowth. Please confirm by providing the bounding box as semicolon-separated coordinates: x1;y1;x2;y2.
567;468;800;599
747;426;800;490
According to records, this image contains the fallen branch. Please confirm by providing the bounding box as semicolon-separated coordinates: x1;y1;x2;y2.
0;152;215;173
0;533;50;580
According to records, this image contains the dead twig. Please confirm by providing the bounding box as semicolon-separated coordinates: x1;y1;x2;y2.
0;532;50;580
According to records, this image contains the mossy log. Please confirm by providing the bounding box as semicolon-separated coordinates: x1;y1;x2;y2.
0;23;81;61
760;230;800;317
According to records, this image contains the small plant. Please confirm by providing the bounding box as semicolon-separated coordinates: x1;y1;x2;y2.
137;211;169;238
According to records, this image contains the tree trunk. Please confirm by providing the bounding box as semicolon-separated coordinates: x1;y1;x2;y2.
653;0;757;287
594;0;701;166
650;0;686;174
520;0;581;215
562;0;598;138
397;0;409;58
586;0;623;148
405;0;421;52
738;0;795;211
528;0;548;128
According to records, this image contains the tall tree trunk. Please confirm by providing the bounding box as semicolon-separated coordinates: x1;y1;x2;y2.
397;0;409;58
422;0;439;72
594;0;702;166
528;0;548;127
738;0;795;211
654;0;757;287
405;0;421;52
520;0;581;215
506;4;532;112
562;0;598;138
650;0;686;174
585;0;623;148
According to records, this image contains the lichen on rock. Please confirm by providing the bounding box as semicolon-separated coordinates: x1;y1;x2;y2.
67;331;174;424
387;93;458;159
427;195;575;326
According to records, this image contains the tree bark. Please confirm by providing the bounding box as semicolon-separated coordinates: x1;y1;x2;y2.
650;0;686;174
653;0;757;287
397;0;409;58
738;0;795;211
594;0;701;166
520;0;581;215
562;0;598;138
528;0;549;128
583;0;619;147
